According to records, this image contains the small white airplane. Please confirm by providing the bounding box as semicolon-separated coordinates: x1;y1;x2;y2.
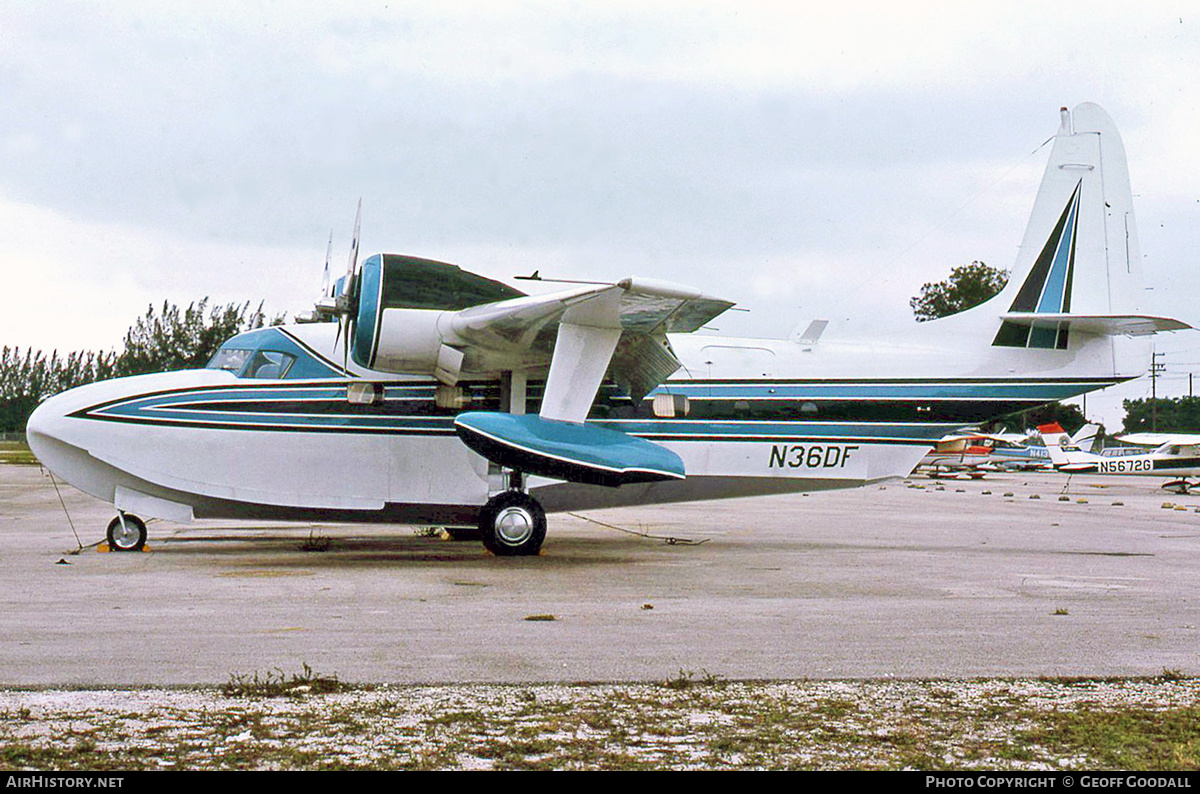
28;103;1191;556
1040;423;1200;493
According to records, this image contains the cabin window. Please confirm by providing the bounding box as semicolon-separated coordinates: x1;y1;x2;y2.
244;351;296;379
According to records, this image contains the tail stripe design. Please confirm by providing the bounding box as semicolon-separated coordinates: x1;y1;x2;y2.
993;180;1083;350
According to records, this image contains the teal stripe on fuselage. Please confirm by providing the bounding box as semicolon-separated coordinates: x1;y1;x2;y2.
80;385;955;443
75;376;1110;444
647;381;1111;401
595;419;950;443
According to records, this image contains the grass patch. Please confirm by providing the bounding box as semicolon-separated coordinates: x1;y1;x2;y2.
1019;705;1200;770
7;679;1200;770
662;669;724;690
220;664;352;698
0;440;37;465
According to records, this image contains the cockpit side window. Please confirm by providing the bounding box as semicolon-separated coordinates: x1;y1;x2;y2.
244;350;296;379
208;348;253;373
207;346;296;379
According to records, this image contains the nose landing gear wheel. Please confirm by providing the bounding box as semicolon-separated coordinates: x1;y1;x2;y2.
478;491;546;556
106;514;147;552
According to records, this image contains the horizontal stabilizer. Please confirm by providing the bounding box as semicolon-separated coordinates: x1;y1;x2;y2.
454;412;685;488
1000;313;1191;336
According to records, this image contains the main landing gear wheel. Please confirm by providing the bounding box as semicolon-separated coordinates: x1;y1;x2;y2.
478;491;546;556
106;514;147;552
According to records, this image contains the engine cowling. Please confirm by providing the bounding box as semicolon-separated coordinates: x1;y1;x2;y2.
349;253;523;382
368;307;464;384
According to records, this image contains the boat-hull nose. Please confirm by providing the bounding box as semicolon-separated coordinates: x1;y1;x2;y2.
24;370;233;504
26;383;121;503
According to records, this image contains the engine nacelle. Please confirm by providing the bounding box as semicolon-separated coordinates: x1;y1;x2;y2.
363;307;463;384
350;253;522;383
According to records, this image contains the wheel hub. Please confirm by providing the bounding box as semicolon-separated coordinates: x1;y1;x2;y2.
494;506;534;546
112;520;139;548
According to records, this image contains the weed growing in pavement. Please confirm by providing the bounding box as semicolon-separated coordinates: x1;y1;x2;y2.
220;664;351;698
299;531;331;552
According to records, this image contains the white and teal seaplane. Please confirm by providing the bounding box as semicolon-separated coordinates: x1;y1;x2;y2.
28;103;1189;556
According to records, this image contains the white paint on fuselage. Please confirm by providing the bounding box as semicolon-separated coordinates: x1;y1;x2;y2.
26;322;939;522
666;295;1146;384
27;366;492;518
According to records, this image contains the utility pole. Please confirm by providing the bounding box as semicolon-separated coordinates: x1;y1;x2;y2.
1151;351;1166;432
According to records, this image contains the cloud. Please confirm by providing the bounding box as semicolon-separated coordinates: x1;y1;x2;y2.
2;1;1199;358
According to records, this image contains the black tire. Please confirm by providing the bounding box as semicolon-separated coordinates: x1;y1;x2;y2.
106;514;147;552
478;491;546;556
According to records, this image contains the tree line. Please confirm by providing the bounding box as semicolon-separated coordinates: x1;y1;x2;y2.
1121;397;1200;435
2;299;273;432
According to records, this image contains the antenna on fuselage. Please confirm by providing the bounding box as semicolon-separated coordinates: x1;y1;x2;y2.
320;231;333;298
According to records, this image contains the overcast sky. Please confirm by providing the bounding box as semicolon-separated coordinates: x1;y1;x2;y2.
3;1;1199;428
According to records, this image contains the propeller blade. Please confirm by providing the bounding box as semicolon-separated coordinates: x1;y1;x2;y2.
346;197;362;282
342;199;362;374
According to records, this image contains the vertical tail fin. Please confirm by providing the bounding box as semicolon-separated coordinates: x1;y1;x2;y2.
913;104;1187;390
1039;422;1097;467
1038;423;1071;466
990;104;1145;357
1069;423;1102;453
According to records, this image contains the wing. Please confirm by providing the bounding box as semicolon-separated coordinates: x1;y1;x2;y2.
351;262;733;486
445;277;733;487
444;277;734;415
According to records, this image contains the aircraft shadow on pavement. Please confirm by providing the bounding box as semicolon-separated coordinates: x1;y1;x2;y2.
119;526;667;569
